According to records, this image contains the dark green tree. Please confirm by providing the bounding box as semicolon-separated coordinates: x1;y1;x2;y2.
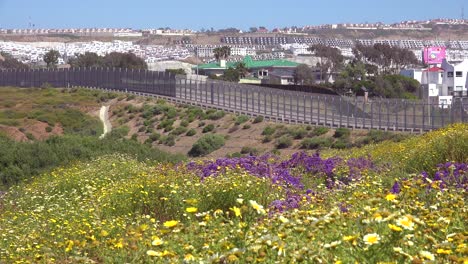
307;44;344;82
0;52;29;70
68;52;103;68
43;50;60;68
235;62;249;78
293;64;315;85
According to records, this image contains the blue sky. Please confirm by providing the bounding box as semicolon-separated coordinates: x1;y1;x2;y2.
0;0;466;30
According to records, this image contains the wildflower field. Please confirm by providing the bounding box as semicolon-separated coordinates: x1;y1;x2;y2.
0;124;467;263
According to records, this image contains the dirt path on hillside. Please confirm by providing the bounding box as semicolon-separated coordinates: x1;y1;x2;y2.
99;105;112;139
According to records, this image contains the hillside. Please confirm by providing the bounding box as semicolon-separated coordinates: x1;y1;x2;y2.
0;124;466;262
0;87;411;158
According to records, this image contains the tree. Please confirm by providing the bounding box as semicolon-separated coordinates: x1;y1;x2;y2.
222;67;240;82
293;64;315;85
353;43;419;74
68;52;103;68
307;44;344;82
249;27;258;33
103;52;147;70
0;52;29;70
213;46;231;61
235;62;248;78
43;50;60;68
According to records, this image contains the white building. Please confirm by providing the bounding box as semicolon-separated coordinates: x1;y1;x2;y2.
441;59;468;97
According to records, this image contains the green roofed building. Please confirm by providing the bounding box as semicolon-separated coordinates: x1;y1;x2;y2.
193;56;299;80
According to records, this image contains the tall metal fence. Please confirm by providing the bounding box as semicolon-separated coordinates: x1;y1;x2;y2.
1;68;467;132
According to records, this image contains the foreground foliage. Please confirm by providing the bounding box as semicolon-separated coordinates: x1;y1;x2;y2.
0;134;185;188
0;124;467;263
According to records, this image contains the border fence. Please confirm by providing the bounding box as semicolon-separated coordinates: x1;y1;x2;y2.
0;68;467;132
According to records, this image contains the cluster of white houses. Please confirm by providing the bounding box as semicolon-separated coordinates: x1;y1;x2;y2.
0;41;191;64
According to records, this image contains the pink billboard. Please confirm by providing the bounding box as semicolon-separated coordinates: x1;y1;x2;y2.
423;47;446;64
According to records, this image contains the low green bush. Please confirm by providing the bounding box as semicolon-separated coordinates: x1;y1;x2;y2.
262;135;273;143
332;139;351;149
243;124;251;130
185;129;197;137
334;127;351;138
188;134;225;157
262;126;276;136
289;127;308;139
202;124;215;133
207;110;225;120
300;137;333;150
149;133;161;142
253;116;264;124
235;115;250;125
275;135;293;149
160;135;176;146
312;127;329;136
180;120;189;127
240;146;259;155
170;127;188;136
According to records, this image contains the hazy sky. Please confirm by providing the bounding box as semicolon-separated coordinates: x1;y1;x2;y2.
0;0;466;29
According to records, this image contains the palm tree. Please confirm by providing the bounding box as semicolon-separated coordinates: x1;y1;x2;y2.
213;47;223;61
213;46;231;61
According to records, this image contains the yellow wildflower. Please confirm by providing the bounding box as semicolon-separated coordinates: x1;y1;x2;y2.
388;224;403;232
385;194;397;201
163;220;178;228
147;250;162;257
186;207;198;213
230;206;242;218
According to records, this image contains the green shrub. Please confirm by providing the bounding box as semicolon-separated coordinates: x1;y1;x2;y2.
253;116;264;124
332;139;351;149
149;133;161;142
109;126;130;139
334;128;351;138
202;124;215;133
160;135;176;146
240;146;259;155
207;110;225;120
25;133;35;141
198;121;206;127
262;135;273;143
188;134;225;157
243;124;251;129
164;126;174;132
180;120;189;127
289;127;308;139
157;119;174;130
235;115;250;125
312;127;329;136
186;129;197;137
262;126;276;136
227;152;242;158
170;126;188;136
45;126;53;133
130;134;138;141
275;135;293;149
300;138;333;150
